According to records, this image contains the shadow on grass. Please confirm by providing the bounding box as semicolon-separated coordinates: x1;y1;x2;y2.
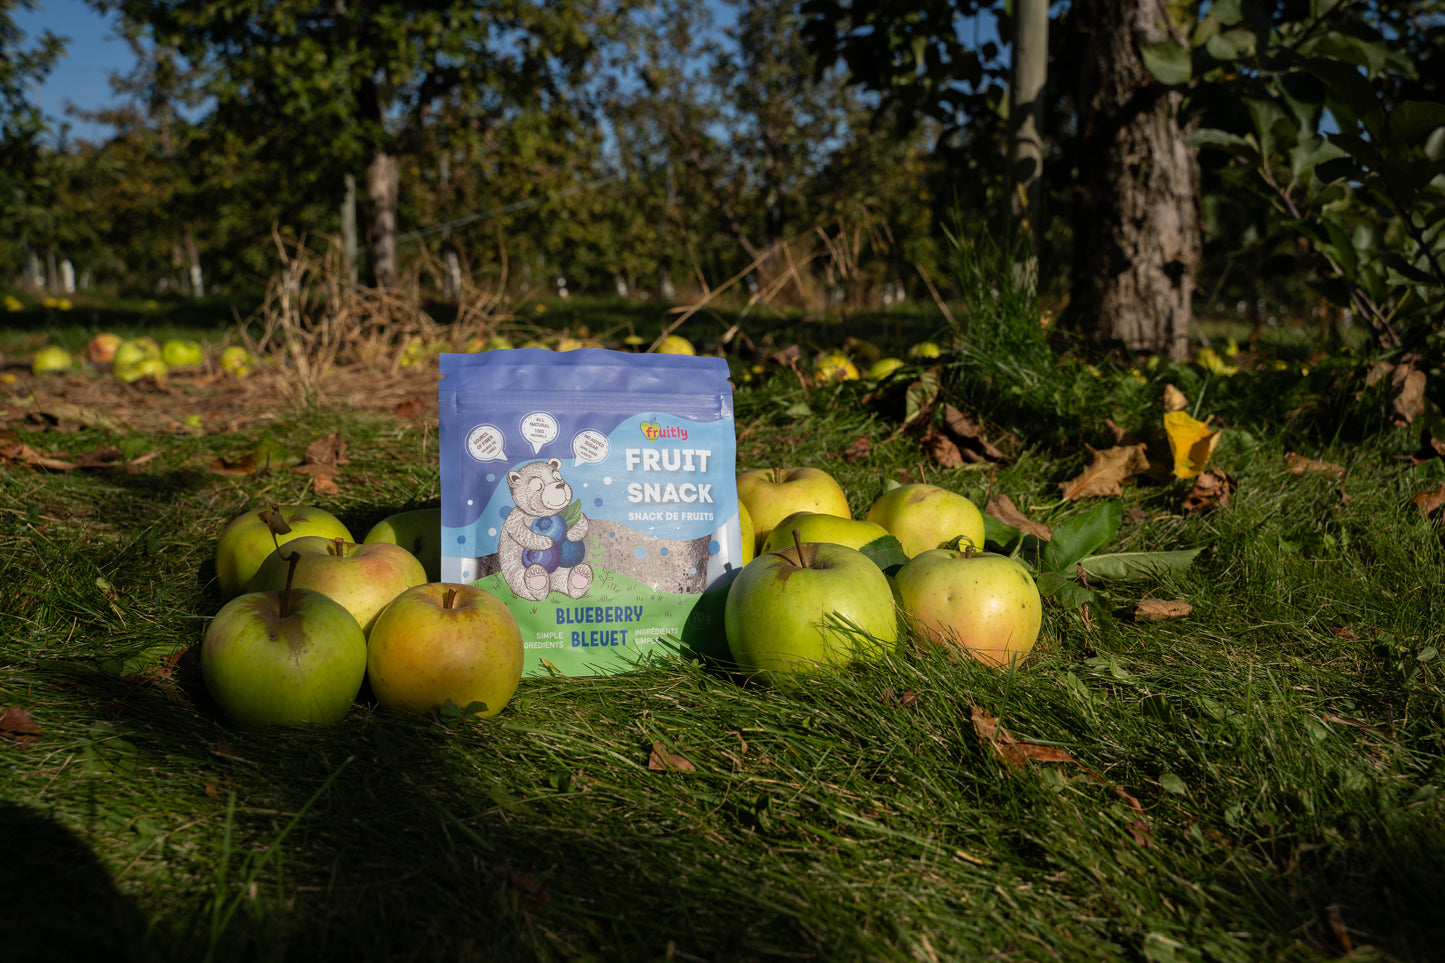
0;799;149;963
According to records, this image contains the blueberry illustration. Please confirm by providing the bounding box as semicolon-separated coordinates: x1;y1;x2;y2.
531;514;566;539
558;538;585;568
522;545;562;572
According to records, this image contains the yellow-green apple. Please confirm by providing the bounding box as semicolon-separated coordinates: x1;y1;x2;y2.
214;504;354;598
814;352;860;382
655;334;696;355
736;467;851;551
738;502;756;566
201;585;368;728
866;357;906;381
366;583;524;716
115;356;169;383
87;332;122;363
363;507;442;582
760;511;892;554
219;345;254;376
866;483;985;557
111;336;161;372
31;345;74;375
246;536;427;636
724;541;898;674
162;338;205;368
894;548;1041;668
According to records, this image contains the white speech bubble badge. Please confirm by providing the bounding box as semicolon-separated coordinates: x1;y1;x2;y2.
572;429;610;465
466;424;507;462
520;411;559;454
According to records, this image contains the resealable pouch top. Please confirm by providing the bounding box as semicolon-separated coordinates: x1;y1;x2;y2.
439;347;743;677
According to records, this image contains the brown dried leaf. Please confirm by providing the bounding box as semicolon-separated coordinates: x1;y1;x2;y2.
843;435;872;463
304;433;350;468
1181;467;1237;515
1285;452;1346;478
311;472;342;496
1133;599;1193;621
986;494;1053;541
647;741;696;772
393;394;428;419
1413;482;1445;519
941;404;1007;463
1390;365;1426;426
1162;383;1189;412
1059;444;1151;500
1104;418;1144;446
257;506;293;537
923;428;966;468
0;705;43;745
970;706;1075;771
0;441;79;471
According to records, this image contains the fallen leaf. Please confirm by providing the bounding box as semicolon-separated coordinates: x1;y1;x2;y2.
1413;482;1445;519
1163;410;1222;479
1390;364;1426;426
923;428;965;468
1181;467;1237;514
1162;383;1188;412
986;494;1053;541
304;433;350;468
311;472;341;496
1132;599;1193;621
940;405;1007;462
1285;452;1346;478
1104;418;1144;446
0;705;43;746
843;435;872;463
648;741;696;772
393;395;428;419
0;441;79;471
1059;444;1151;500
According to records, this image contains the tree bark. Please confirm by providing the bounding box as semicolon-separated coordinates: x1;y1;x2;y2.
341;173;359;285
1069;0;1200;361
364;150;400;289
1008;0;1049;256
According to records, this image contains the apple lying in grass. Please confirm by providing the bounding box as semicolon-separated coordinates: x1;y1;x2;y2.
759;511;892;555
724;538;898;674
866;357;906;381
219;345;254;376
655;334;696;355
894;547;1041;668
214;504;354;599
363;507;443;582
246;535;427;636
866;483;986;558
31;345;74;375
87;332;122;364
367;583;525;716
162;338;205;368
201;572;368;728
736;467;852;552
738;502;756;566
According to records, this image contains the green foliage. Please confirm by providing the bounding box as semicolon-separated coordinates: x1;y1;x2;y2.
1167;0;1445;352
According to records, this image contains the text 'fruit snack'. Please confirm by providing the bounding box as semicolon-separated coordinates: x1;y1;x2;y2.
439;347;743;676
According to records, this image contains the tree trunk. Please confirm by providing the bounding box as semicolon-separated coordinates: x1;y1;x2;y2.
341;173;359;284
1069;0;1200;361
364;150;400;289
1008;0;1049;256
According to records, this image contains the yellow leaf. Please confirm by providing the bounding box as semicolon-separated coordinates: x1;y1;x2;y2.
1163;411;1221;479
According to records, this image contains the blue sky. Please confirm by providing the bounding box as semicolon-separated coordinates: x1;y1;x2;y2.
13;0;131;141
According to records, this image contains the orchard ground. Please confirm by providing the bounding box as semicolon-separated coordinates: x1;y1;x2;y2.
2;291;1443;962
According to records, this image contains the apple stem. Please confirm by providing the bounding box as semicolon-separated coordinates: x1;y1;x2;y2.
332;536;345;556
792;528;809;568
279;549;301;618
443;586;458;609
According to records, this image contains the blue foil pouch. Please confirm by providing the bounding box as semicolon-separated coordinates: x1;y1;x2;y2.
439;348;743;676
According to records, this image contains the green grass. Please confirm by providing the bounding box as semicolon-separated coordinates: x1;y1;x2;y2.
2;299;1444;962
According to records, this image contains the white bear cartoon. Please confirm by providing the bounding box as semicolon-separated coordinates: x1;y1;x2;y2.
497;458;592;601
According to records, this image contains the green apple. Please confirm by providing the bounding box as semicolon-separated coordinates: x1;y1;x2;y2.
201;586;368;728
367;583;525;716
162;338;205;368
363;507;442;582
814;352;860;382
246;535;427;636
656;334;696;355
724;541;898;674
738;502;756;567
866;357;906;381
111;337;161;373
866;483;985;558
894;548;1041;669
736;467;852;552
115;357;169;383
31;345;74;375
910;341;943;359
219;345;254;377
759;511;892;555
214;504;354;599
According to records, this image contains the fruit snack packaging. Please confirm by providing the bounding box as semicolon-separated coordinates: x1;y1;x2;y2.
439;347;744;676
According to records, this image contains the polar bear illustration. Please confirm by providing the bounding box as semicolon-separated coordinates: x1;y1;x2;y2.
498;458;592;601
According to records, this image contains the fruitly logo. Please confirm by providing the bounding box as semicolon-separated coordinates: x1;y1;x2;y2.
640;418;688;442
